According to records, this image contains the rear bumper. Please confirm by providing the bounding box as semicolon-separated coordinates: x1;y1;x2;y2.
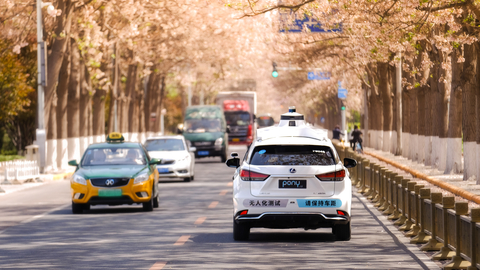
234;212;350;229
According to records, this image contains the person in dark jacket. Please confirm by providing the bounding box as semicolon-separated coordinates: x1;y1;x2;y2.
332;125;344;140
351;125;363;151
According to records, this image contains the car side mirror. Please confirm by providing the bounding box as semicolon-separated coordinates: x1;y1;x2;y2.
226;158;240;168
226;125;230;133
226;152;240;168
343;158;357;168
68;160;78;167
189;146;197;152
150;158;162;165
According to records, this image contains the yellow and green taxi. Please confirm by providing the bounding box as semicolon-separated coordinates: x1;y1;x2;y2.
68;132;161;214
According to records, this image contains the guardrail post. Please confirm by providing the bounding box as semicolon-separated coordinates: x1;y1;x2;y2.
410;188;431;244
399;181;417;231
388;175;403;220
405;184;425;237
365;163;378;198
433;196;456;260
374;167;386;206
394;178;411;225
359;159;370;193
420;192;444;251
467;208;480;270
444;202;470;270
383;172;397;215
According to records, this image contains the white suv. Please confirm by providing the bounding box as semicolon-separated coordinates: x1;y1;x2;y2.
226;107;356;241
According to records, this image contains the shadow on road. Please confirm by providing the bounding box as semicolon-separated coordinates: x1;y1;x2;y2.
191;231;336;243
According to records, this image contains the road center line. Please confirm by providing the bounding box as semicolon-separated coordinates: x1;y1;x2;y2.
227;182;233;187
219;190;228;195
149;261;167;270
194;217;207;225
208;201;219;208
174;235;190;246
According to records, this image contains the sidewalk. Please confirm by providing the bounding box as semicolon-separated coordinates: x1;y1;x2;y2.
360;146;480;208
0;169;74;195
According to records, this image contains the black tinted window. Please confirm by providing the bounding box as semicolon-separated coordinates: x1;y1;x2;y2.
250;145;335;166
225;111;250;126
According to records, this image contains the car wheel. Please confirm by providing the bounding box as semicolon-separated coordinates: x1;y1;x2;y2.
143;192;154;212
184;176;191;182
190;175;194;181
72;202;84;214
83;204;90;211
220;149;227;163
333;222;351;241
153;187;159;208
233;220;250;241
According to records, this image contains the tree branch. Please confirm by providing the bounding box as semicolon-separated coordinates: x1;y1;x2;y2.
239;0;315;18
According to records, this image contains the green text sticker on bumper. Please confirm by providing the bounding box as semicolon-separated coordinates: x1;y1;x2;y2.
297;199;342;207
98;189;122;197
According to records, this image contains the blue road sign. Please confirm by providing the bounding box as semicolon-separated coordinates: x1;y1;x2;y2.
338;88;348;99
279;10;342;33
320;117;325;123
307;71;331;80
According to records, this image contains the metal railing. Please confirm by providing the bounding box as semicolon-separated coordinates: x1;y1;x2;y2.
334;142;480;270
0;160;40;184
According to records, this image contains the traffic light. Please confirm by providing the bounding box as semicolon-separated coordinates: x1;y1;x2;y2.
272;62;278;78
341;105;346;111
340;101;346;111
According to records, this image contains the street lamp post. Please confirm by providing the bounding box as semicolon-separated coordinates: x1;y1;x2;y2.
36;0;48;173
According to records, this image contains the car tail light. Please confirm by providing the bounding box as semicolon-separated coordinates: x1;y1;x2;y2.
239;210;248;216
337;210;347;216
239;169;269;181
315;170;345;181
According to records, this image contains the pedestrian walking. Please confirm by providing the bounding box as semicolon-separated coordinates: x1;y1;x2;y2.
332;125;344;140
351;125;363;152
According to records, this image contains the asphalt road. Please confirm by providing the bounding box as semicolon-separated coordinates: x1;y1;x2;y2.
0;145;440;269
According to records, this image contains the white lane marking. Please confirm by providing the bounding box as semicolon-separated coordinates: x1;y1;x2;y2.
174;235;190;246
0;203;70;235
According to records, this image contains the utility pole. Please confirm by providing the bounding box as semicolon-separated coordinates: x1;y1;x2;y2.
36;0;47;173
113;43;118;132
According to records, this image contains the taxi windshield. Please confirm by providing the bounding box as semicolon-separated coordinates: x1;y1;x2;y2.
144;139;185;151
250;145;336;166
81;147;146;166
184;119;221;133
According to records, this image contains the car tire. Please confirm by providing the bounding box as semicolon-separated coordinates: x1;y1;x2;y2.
190;175;194;181
220;148;227;163
72;202;84;214
184;176;191;182
333;222;351;241
153;187;159;208
143;191;154;211
83;204;90;211
233;220;250;241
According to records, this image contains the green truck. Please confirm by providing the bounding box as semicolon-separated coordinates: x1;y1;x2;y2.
182;105;229;162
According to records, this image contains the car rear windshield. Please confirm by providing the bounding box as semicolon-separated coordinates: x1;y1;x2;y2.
250;145;336;166
257;116;274;127
82;147;146;166
145;139;185;151
225;111;250;126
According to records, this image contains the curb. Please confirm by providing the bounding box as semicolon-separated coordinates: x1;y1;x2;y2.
364;150;480;205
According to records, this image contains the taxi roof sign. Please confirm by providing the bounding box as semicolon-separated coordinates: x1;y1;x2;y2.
106;132;124;142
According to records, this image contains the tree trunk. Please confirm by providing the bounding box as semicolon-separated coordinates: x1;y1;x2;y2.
107;44;119;134
127;63;139;135
445;47;463;174
56;40;70;169
379;62;392;152
67;38;81;162
44;0;74;139
461;42;477;181
92;90;107;137
79;59;92;153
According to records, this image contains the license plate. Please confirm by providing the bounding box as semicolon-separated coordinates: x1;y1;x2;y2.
279;180;307;189
98;189;122;197
158;168;169;173
232;138;240;142
198;151;209;156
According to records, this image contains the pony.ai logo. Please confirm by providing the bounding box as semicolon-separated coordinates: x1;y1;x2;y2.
289;168;296;173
